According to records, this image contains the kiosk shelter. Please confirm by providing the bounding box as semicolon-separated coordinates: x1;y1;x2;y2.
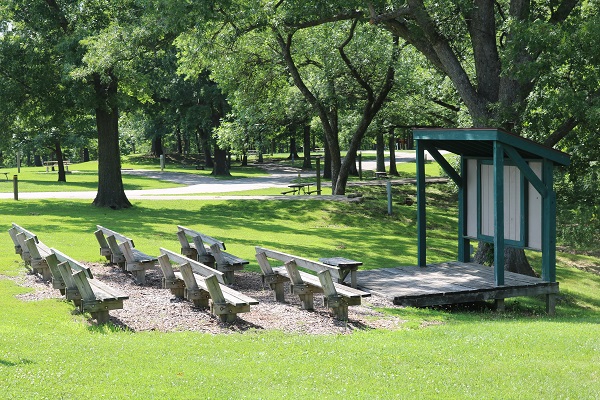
356;128;570;314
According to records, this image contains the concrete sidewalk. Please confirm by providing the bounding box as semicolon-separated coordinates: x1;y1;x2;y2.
0;152;446;201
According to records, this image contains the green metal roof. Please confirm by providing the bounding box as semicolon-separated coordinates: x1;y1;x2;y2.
413;128;570;166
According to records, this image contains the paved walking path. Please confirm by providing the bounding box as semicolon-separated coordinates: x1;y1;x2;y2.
0;151;446;200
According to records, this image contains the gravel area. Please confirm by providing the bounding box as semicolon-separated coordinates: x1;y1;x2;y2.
6;263;407;335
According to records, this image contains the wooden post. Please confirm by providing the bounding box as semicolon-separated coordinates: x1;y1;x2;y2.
387;181;393;215
13;175;18;201
493;142;505;286
315;156;322;195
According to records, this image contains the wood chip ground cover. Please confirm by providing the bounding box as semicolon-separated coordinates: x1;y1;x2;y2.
6;264;407;335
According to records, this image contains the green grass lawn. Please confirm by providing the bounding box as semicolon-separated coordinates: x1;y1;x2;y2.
1;180;599;397
0;162;269;193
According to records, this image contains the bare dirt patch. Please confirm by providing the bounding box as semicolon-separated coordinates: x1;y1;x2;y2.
7;263;407;335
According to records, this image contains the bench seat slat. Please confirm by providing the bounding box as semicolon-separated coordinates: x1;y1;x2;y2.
173;271;256;306
89;279;129;300
272;267;369;298
131;248;157;263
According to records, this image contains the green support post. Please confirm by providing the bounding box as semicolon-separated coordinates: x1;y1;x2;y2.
416;141;426;267
541;158;556;282
493;142;505;286
458;157;470;262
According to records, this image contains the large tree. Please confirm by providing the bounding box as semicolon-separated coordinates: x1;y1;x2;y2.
367;0;599;274
175;3;404;194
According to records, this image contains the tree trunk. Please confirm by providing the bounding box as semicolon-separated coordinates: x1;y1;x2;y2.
302;125;312;169
288;135;300;161
388;127;399;176
54;140;66;182
92;72;131;209
323;135;332;179
376;130;386;172
176;128;183;154
198;128;214;168
34;154;43;167
212;144;230;176
151;136;164;157
474;242;537;277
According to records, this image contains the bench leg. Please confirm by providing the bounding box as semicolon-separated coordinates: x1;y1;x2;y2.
223;271;235;285
91;311;110;324
170;288;185;298
298;294;314;311
495;298;505;312
41;267;52;282
187;291;210;308
271;282;285;302
546;294;557;316
333;305;349;321
219;313;237;323
131;270;146;285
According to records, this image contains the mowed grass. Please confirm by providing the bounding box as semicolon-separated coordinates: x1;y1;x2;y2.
0;188;599;397
0;161;269;193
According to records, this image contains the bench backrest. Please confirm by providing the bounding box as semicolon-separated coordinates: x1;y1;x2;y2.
51;248;93;279
255;246;341;277
11;223;39;242
159;247;225;284
24;237;51;261
96;225;135;247
177;225;225;254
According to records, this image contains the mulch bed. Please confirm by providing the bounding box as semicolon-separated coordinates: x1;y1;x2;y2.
5;263;407;335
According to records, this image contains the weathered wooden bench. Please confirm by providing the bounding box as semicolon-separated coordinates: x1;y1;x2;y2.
9;223;53;281
49;248;129;324
255;246;370;320
318;257;363;288
176;225;248;284
158;248;258;322
94;225;157;285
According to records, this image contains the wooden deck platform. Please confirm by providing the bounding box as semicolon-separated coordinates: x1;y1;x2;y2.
356;262;558;311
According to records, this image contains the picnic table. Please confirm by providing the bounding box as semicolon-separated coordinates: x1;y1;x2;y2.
43;160;70;172
281;182;318;195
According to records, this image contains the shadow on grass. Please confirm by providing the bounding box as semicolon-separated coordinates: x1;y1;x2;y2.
0;358;35;367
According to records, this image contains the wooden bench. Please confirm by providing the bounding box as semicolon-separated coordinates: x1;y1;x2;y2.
9;223;53;281
49;248;128;324
255;246;370;320
176;225;248;284
158;248;258;322
318;257;363;288
23;236;53;282
1;171;8;181
94;225;157;285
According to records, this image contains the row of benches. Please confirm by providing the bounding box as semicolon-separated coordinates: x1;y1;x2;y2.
9;223;371;323
9;224;128;324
